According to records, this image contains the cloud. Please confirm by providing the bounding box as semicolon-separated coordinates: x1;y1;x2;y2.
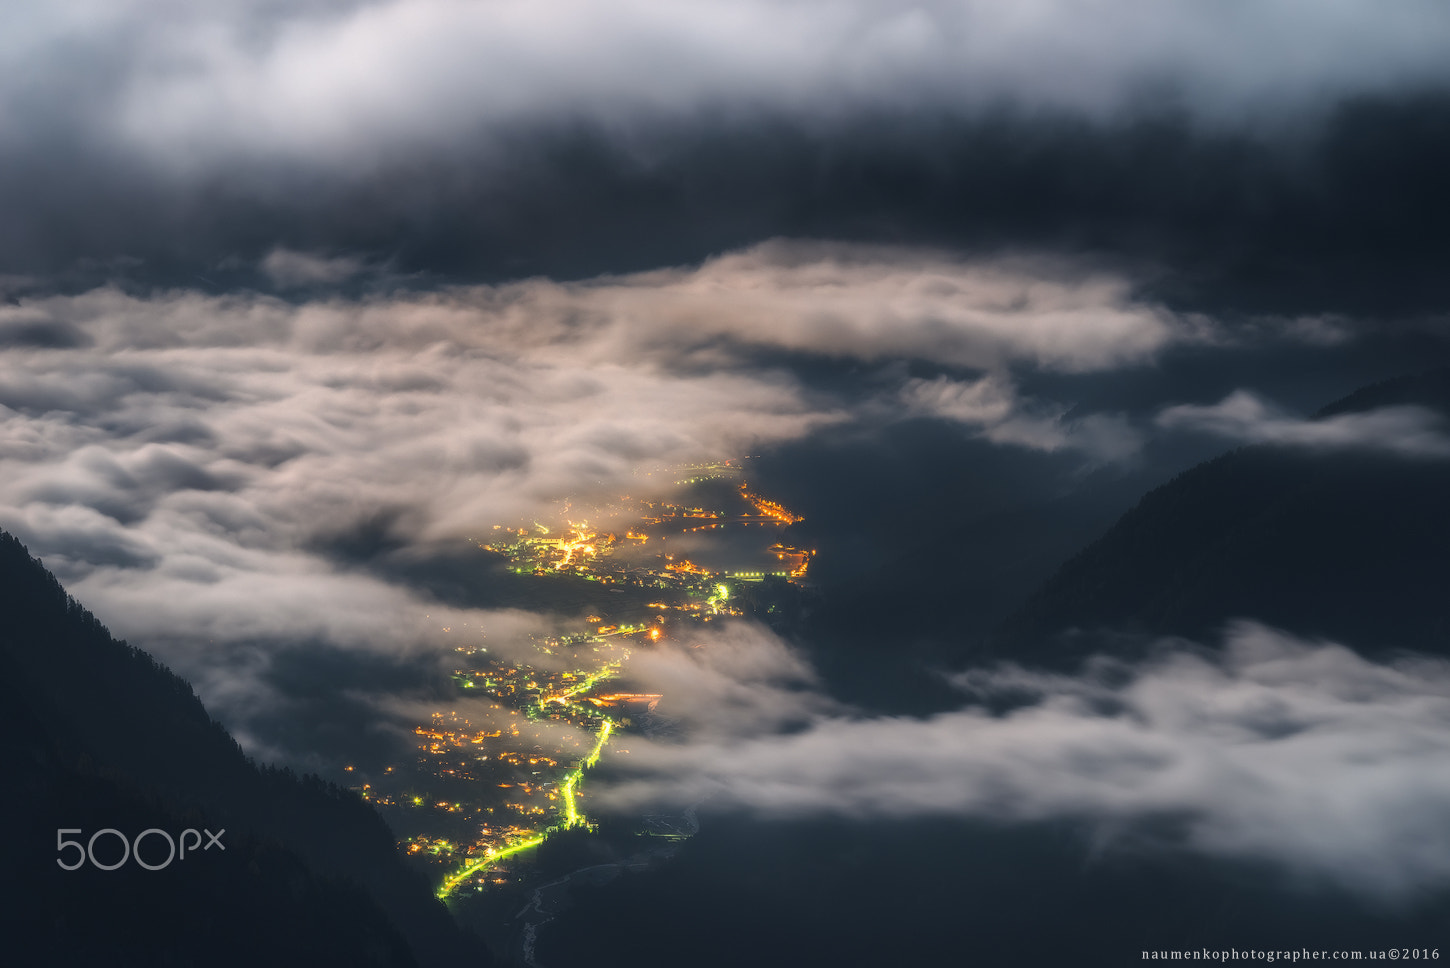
624;622;840;738
598;622;1450;899
902;373;1143;461
9;1;1450;172
5;40;1450;321
3;3;1450;327
564;243;1186;372
1156;390;1450;458
260;247;366;288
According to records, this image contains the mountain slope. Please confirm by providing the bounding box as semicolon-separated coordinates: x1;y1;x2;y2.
0;530;490;967
993;369;1450;665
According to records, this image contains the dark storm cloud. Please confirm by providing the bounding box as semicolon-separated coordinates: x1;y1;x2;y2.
5;100;1450;323
13;0;1450;162
601;621;1450;900
2;3;1450;319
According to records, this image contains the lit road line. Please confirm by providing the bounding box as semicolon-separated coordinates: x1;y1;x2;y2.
437;718;615;900
560;719;614;827
437;834;546;899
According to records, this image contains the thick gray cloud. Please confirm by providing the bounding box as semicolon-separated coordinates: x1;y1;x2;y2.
5;1;1450;326
600;621;1450;899
8;1;1450;172
1157;390;1450;457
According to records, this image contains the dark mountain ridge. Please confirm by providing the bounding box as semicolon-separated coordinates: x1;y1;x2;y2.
0;530;489;966
992;368;1450;666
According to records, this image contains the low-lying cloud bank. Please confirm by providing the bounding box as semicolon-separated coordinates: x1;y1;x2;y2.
1;241;1441;798
0;242;1192;700
1157;390;1450;458
602;622;1450;899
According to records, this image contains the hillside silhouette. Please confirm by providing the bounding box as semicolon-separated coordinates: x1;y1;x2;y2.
993;368;1450;665
0;531;490;967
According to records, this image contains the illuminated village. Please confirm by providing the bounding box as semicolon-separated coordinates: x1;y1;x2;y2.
342;460;812;900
